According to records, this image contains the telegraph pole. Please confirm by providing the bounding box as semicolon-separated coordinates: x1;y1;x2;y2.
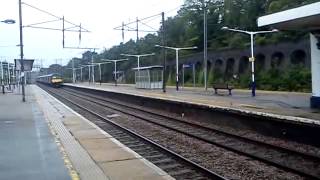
122;21;125;43
136;17;139;42
19;0;25;102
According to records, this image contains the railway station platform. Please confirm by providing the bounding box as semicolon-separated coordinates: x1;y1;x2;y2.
0;85;173;180
0;86;71;180
65;83;320;122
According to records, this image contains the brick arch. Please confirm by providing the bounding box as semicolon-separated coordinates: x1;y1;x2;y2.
195;61;202;70
207;60;212;70
255;53;266;71
239;56;249;74
271;51;285;68
290;49;306;65
214;59;224;73
225;58;235;77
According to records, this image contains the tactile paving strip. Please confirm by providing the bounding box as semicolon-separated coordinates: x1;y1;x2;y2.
33;86;110;180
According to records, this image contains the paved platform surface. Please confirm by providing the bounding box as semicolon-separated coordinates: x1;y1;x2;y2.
0;87;71;180
33;85;173;180
66;83;320;121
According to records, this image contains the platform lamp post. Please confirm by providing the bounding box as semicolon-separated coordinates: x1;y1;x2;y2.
221;27;278;97
81;64;95;84
80;65;91;82
0;61;3;94
0;19;15;94
155;45;197;91
102;59;128;86
89;61;111;85
17;0;27;102
80;65;90;83
67;67;76;83
120;53;155;70
78;66;85;82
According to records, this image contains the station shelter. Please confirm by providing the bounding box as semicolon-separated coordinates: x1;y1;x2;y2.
133;65;163;89
258;2;320;108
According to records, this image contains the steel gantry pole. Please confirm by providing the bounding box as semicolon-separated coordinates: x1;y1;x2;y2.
222;27;278;97
19;0;25;102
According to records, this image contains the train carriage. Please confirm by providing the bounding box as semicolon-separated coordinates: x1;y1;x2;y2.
37;73;63;87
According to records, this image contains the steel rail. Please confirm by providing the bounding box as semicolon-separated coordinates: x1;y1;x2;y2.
41;85;227;180
61;86;320;179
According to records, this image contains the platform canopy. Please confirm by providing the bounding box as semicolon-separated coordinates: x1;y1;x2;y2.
132;65;163;71
257;2;320;30
258;2;320;109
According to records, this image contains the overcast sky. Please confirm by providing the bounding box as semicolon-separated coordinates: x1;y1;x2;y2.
0;0;184;67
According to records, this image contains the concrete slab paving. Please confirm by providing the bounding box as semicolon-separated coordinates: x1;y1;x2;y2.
79;138;121;150
33;85;109;180
88;147;138;163
100;158;175;180
0;87;71;180
71;129;109;140
33;85;173;180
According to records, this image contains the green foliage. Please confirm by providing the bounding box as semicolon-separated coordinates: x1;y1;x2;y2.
228;34;247;49
207;68;215;85
267;0;319;13
57;0;314;92
255;66;311;92
197;69;204;86
166;70;175;86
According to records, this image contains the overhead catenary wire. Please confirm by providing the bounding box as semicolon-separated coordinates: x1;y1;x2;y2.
114;4;183;43
22;2;90;32
21;2;91;49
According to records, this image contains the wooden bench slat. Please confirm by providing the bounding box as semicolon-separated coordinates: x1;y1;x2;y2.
213;83;233;95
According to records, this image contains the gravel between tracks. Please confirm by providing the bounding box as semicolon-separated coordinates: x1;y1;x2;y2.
51;87;304;180
63;86;320;158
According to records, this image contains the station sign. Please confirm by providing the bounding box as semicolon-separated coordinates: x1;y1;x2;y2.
183;63;194;68
15;59;34;71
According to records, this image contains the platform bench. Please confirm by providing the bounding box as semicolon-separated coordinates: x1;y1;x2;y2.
213;83;234;95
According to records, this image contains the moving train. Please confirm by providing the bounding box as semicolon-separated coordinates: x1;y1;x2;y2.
36;73;63;87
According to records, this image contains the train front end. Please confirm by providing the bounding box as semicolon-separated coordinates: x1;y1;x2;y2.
51;74;63;87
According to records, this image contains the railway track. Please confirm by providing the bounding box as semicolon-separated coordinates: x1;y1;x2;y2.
59;85;320;179
40;84;227;180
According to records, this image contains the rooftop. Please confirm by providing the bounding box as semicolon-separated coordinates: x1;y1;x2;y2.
257;2;320;30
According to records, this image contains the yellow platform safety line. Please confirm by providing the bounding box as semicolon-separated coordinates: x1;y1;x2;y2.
141;91;266;111
47;121;80;180
142;91;219;103
238;104;264;109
